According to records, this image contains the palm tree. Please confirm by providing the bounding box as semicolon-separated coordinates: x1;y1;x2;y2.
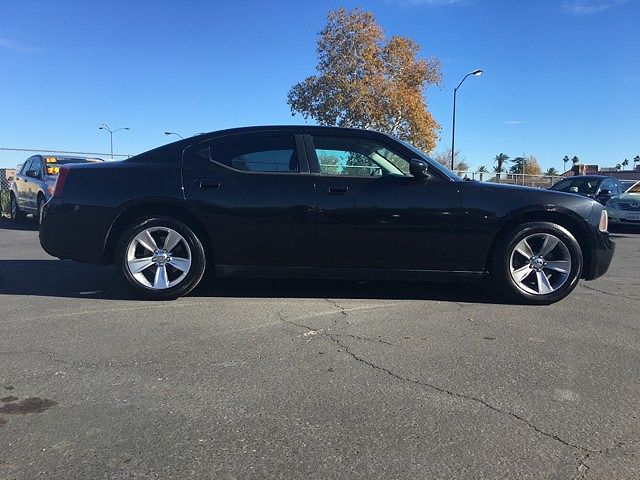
494;153;509;182
616;164;622;170
477;165;488;181
634;155;640;168
544;167;559;176
622;159;629;169
563;155;570;172
571;156;580;165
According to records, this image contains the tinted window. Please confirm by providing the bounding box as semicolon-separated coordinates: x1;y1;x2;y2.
199;136;298;173
551;177;601;194
20;158;33;174
312;136;410;177
31;157;43;176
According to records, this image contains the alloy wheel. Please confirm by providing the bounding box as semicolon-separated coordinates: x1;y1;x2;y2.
509;233;572;295
126;227;192;289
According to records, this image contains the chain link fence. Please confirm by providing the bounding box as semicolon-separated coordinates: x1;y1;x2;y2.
459;171;561;188
0;147;131;216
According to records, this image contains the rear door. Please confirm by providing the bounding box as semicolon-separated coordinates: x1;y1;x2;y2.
14;157;34;209
306;133;463;271
182;131;316;268
28;156;45;208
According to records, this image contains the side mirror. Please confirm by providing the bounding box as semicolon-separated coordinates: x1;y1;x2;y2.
409;159;429;179
26;169;40;179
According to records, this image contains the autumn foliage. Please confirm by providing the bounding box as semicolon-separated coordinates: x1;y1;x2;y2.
287;8;442;152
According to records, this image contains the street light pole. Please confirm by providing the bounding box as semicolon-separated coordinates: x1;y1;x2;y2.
99;124;130;160
164;131;184;140
451;69;483;170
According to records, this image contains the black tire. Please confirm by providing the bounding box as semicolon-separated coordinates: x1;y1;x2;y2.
115;216;206;300
10;194;26;222
491;221;583;305
37;195;45;225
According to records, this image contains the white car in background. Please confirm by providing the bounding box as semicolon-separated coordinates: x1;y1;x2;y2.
606;181;640;227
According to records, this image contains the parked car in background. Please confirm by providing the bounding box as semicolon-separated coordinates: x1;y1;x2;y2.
40;126;614;304
606;181;640;227
620;180;638;192
549;175;626;205
10;155;103;222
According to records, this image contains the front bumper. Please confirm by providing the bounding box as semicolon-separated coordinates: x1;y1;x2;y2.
584;229;615;280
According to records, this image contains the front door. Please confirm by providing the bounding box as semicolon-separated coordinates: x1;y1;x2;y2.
307;134;463;271
182;132;316;268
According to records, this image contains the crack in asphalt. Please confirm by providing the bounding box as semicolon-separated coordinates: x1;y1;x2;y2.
278;309;599;456
330;333;395;346
324;298;348;317
581;283;639;301
573;452;590;479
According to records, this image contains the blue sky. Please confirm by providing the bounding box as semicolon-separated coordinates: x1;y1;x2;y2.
1;0;638;171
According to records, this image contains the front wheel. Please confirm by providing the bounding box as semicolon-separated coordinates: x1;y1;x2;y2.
10;194;26;222
115;216;206;300
491;221;583;305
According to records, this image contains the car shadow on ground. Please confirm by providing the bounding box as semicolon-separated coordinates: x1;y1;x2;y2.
0;259;508;304
0;218;39;231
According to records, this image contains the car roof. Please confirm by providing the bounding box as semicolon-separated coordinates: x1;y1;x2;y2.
561;175;615;181
178;125;397;143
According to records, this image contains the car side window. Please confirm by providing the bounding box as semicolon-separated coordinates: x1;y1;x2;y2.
311;136;411;177
20;158;33;175
31;158;43;177
198;135;299;173
600;179;614;193
614;182;623;194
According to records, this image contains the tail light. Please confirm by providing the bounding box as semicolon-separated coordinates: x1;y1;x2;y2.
53;166;70;197
598;209;608;233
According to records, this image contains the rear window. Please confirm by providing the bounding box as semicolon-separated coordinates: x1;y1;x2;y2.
44;156;102;175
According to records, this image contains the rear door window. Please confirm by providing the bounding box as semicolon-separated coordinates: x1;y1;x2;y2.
198;136;299;173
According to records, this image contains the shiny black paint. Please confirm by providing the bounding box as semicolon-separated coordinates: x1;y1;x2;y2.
40;125;614;283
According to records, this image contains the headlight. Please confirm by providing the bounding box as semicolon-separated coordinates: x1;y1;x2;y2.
599;209;608;232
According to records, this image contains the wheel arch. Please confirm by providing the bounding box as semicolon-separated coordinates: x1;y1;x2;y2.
485;209;593;278
104;201;216;266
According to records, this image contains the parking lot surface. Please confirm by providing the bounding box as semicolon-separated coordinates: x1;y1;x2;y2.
0;219;638;479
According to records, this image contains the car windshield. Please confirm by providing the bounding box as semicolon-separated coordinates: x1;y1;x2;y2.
44;157;101;175
551;177;601;194
626;181;640;194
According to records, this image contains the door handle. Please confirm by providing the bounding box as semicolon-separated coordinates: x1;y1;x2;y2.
198;179;221;190
326;185;349;195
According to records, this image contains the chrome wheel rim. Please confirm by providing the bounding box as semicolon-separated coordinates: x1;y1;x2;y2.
126;227;192;290
509;233;572;295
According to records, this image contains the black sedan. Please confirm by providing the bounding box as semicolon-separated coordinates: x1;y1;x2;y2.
40;126;614;304
549;175;626;205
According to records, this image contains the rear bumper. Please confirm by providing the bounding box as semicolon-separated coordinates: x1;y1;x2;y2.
39;197;114;265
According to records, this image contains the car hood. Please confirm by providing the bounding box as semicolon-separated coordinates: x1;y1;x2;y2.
460;180;601;220
612;193;640;203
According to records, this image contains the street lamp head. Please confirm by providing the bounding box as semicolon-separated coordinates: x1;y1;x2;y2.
472;69;483;76
123;127;130;131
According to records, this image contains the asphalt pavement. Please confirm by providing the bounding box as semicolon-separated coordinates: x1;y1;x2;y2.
0;218;638;479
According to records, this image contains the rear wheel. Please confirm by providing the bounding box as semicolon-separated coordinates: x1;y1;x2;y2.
115;216;206;300
10;194;26;222
491;221;583;304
